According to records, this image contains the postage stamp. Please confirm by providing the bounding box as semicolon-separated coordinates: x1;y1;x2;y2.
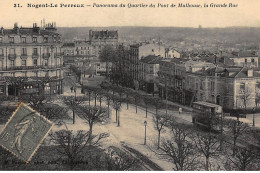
0;102;53;163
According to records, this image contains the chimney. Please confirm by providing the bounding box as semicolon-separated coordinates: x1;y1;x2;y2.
14;23;19;34
14;22;18;28
1;27;4;35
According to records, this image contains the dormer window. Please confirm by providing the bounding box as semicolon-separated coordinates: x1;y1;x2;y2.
9;37;14;43
21;37;26;43
240;83;245;91
32;37;37;43
44;37;48;43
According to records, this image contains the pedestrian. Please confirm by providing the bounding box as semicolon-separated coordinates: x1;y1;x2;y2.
179;107;182;115
70;86;73;93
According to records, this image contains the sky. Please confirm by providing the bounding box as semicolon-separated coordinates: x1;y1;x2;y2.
0;0;260;28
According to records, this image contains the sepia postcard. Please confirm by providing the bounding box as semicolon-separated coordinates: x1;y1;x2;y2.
0;0;259;171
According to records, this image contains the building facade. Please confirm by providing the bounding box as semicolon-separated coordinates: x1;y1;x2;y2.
128;42;165;89
139;55;162;94
0;23;64;96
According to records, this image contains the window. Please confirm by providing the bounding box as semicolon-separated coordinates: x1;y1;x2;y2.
9;48;15;54
210;81;215;91
195;83;199;90
44;83;50;92
0;37;2;43
0;49;3;55
0;86;4;94
33;48;38;55
245;59;247;64
44;59;48;66
149;66;153;73
33;59;37;66
21;60;26;66
9;37;14;43
240;83;245;90
251;59;255;63
21;37;26;43
152;49;154;52
44;37;48;43
21;48;27;55
10;60;14;67
32;37;37;43
200;80;203;90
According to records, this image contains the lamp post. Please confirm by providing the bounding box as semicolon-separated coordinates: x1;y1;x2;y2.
144;120;147;145
74;87;77;98
253;108;255;127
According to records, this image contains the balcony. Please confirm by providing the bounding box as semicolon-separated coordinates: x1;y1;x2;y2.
54;52;64;58
42;53;50;59
20;54;28;59
8;54;16;60
32;53;39;59
2;65;63;71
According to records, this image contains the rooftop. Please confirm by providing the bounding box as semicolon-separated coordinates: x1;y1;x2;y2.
140;55;162;64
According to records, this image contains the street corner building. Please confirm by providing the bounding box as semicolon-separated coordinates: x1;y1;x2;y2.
0;22;64;96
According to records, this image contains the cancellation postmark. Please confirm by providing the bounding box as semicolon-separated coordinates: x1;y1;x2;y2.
0;103;53;163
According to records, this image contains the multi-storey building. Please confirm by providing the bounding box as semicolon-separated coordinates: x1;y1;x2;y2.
223;51;259;68
0;23;63;96
139;55;162;94
158;57;260;110
158;59;215;105
62;30;118;77
89;30;118;57
128;42;165;89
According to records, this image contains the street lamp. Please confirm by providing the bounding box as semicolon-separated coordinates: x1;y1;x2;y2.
74;87;77;98
144;120;147;145
253;108;255;127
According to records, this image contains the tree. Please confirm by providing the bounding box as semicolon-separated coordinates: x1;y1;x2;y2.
19;93;49;109
99;45;117;77
36;104;70;128
63;96;87;124
32;76;58;95
226;119;249;156
132;92;141;114
151;97;164;115
153;113;172;149
49;130;108;170
123;88;133;110
113;101;122;126
254;93;260;126
143;95;153;118
97;90;105;107
76;106;107;137
5;76;28;99
159;123;199;171
103;148;138;170
104;92;112;118
225;146;260;171
239;88;251;120
194;132;220;171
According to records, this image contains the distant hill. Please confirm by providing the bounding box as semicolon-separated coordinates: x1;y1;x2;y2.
57;26;260;46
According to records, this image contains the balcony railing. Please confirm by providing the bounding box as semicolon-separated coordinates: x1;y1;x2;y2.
42;53;50;59
8;54;17;60
32;53;39;59
54;52;64;58
20;54;28;59
0;65;63;71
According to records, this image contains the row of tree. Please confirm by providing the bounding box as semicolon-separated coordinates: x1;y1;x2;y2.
151;115;260;171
